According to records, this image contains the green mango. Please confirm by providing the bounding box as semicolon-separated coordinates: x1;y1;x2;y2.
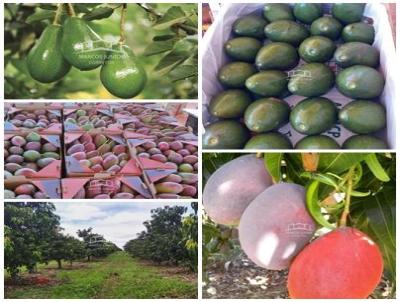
100;44;147;99
255;42;299;70
310;16;343;40
245;71;288;97
232;15;268;39
218;62;257;88
295;135;340;149
203;120;250;149
334;42;379;68
27;25;71;83
209;89;252;118
336;65;384;99
263;4;294;22
288;63;335;97
290;97;337;135
299;36;336;63
265;20;309;46
342;22;375;44
244;98;290;133
343;135;388;149
225;37;262;62
332;4;366;24
339;100;386;134
293;4;323;24
61;17;106;70
245;133;292;149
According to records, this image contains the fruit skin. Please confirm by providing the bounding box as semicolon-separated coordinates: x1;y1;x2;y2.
332;4;366;24
100;44;147;99
27;25;71;83
224;37;262;62
244;98;290;133
339;100;386;134
203;120;250;149
218;62;256;88
342;22;375;44
244;133;292;150
293;4;323;24
343;135;388;149
245;71;288;97
310;16;343;40
255;42;299;71
290;97;337;135
232;15;268;39
334;42;379;68
265;20;309;46
288;63;335;97
336;65;385;99
263;4;294;22
239;183;316;270
295;135;340;149
288;227;383;298
203;154;273;226
61;17;106;70
299;36;336;63
209;90;252;118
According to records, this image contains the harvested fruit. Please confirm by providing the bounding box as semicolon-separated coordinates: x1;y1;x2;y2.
232;14;268;39
293;4;322;24
203;154;272;226
239;183;316;270
203;120;249;149
6;108;61;133
245;71;288;97
334;42;379;68
265;20;309;46
331;3;365;24
310;16;343;40
244;133;293;150
295;135;340;149
299;36;336;63
82;179;134;199
224;37;262;62
218;62;257;88
342;135;388;149
342;22;375;44
255;42;299;71
263;4;294;22
288;227;383;298
209;90;252;119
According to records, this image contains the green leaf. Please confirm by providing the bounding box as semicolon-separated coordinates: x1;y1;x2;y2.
153;6;187;30
349;190;371;197
301;172;339;189
153;34;176;41
364;154;390;182
154;40;193;75
306;180;336;229
169;65;197;82
143;39;177;56
83;7;114;21
264;153;283;182
318;153;368;174
25;10;55;24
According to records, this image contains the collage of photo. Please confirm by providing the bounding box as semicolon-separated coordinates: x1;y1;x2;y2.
3;2;398;300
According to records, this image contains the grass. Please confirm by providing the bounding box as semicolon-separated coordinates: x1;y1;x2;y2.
5;251;197;299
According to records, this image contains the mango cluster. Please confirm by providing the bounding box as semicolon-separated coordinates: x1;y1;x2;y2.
65;109;122;132
8;109;60;131
26;13;147;99
203;3;389;150
203;154;384;298
74;179;140;199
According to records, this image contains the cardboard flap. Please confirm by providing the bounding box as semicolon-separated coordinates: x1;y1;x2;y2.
145;169;176;183
139;157;177;170
35;160;61;178
33;179;61;199
120;158;142;176
61;178;89;199
65;155;93;174
121;176;152;199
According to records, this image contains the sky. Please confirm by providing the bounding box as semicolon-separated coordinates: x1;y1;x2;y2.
54;202;194;248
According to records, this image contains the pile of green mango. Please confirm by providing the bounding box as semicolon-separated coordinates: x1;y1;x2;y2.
26;6;147;99
203;3;389;150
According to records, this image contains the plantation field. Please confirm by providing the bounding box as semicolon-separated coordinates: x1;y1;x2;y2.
5;251;197;299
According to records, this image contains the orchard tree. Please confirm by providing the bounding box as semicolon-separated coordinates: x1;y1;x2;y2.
77;228;120;261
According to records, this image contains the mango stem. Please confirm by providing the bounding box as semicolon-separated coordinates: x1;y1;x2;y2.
53;4;64;25
67;3;76;17
119;4;127;44
339;166;355;227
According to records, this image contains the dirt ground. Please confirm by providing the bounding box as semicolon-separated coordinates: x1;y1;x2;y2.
138;260;197;283
203;255;394;299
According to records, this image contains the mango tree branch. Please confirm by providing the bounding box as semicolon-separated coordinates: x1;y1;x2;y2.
53;4;64;25
119;4;127;44
339;166;355;227
67;3;76;17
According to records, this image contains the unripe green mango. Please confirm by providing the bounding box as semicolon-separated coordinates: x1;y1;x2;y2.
232;15;268;39
293;4;323;24
100;44;147;99
224;37;262;62
342;22;375;44
334;42;379;68
310;16;343;40
218;62;256;88
255;42;299;71
203;120;249;149
209;89;252;118
61;17;106;70
263;4;294;22
288;63;335;97
336;65;385;99
299;36;336;63
332;4;366;25
27;25;71;83
245;71;288;97
343;135;388;149
265;20;309;46
244;133;292;149
295;135;340;149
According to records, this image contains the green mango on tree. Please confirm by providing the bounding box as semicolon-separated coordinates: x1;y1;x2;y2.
27;25;71;83
61;17;107;71
100;44;147;99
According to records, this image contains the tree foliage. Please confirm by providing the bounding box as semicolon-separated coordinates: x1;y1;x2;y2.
77;227;120;261
124;205;198;271
4;3;198;99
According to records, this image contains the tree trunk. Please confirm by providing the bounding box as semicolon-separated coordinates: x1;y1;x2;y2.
57;259;62;269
